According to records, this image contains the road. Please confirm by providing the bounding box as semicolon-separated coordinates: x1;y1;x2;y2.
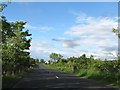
13;64;119;90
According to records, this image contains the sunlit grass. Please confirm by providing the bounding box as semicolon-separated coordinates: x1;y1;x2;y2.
44;63;120;88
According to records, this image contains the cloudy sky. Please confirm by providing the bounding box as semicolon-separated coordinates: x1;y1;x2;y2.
3;2;118;60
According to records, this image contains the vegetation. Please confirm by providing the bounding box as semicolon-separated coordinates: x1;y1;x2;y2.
2;73;23;88
1;4;39;88
50;53;63;62
1;16;39;76
112;27;120;38
1;3;120;89
44;28;120;88
45;53;120;88
40;59;45;63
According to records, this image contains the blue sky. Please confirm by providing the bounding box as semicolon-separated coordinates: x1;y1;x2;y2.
3;2;118;60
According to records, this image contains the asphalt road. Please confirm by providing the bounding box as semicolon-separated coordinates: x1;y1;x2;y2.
13;64;119;90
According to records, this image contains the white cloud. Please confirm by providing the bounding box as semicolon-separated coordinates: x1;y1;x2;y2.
30;40;65;60
30;40;53;60
111;51;118;57
62;13;118;60
30;40;54;53
65;17;117;36
25;24;54;31
29;12;118;60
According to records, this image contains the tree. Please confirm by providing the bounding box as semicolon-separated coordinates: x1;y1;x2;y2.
0;1;11;12
59;58;67;64
112;27;120;61
1;2;39;77
112;28;120;38
49;53;63;62
1;16;37;76
0;4;7;12
40;59;45;63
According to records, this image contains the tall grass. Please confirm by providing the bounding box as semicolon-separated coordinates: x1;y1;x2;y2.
45;63;120;88
2;74;22;88
76;68;120;88
2;67;35;88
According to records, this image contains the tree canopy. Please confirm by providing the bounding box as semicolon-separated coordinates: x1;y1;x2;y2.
1;16;38;76
49;53;63;62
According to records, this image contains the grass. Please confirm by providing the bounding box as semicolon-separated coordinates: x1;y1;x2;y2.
2;68;35;88
43;63;73;74
76;68;120;88
44;63;120;88
2;74;22;88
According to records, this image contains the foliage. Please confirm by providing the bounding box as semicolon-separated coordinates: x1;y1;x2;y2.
1;4;39;88
40;59;45;63
2;67;34;88
49;53;63;62
2;74;22;88
46;53;120;88
0;4;7;12
112;28;120;38
1;16;38;76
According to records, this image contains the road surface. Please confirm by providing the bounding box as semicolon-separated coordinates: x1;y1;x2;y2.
13;64;119;90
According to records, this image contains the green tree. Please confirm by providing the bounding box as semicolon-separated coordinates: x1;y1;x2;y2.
112;28;120;38
1;16;34;76
49;53;63;62
40;59;45;63
112;28;120;75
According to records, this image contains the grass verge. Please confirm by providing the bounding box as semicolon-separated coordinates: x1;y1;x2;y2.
74;69;120;88
2;68;35;88
44;64;120;88
2;74;22;88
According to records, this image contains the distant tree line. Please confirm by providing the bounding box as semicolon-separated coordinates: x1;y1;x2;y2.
47;53;119;73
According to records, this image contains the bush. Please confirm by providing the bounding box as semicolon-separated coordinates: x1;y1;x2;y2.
78;69;87;77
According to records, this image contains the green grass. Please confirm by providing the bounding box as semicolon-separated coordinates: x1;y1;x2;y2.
2;75;22;88
44;63;120;88
43;63;73;74
76;68;120;88
2;68;35;88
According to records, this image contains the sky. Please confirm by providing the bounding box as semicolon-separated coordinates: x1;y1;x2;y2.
3;2;118;60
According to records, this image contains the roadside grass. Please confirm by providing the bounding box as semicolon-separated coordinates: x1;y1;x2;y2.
76;68;120;88
2;75;22;88
44;63;120;88
2;68;35;88
43;63;73;74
